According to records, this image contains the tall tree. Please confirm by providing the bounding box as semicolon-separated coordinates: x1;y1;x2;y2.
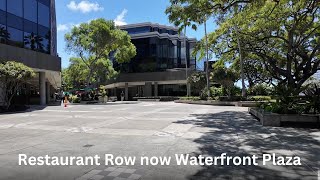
166;0;213;97
65;19;136;87
0;61;35;110
208;0;320;97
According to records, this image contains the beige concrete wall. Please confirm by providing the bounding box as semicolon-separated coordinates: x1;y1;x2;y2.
0;43;61;72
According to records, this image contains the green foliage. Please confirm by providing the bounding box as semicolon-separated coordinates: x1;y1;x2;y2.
70;95;81;103
247;96;272;101
210;87;223;97
65;19;136;86
0;61;35;109
211;65;239;98
99;85;107;97
188;72;206;95
179;96;201;101
248;84;273;96
199;87;209;100
303;83;320;114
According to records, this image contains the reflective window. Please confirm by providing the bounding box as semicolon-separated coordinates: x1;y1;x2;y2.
7;0;23;17
24;0;37;23
38;2;50;27
38;0;50;6
0;23;9;43
0;10;6;24
7;27;23;47
0;0;5;11
24;32;37;50
7;13;23;30
24;19;37;33
125;26;151;34
38;25;49;37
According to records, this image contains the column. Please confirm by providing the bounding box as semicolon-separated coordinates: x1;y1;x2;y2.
46;82;50;104
187;83;191;97
154;82;158;97
144;82;152;97
125;83;129;101
39;72;46;105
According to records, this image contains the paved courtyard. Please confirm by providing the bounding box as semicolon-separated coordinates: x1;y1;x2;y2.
0;102;319;180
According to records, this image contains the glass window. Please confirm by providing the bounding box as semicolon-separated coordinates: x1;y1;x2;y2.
38;0;50;7
24;32;37;50
7;27;23;47
0;23;9;43
24;0;37;23
38;25;49;37
38;2;50;27
7;13;23;30
7;0;23;17
24;19;37;33
0;0;5;11
0;10;6;24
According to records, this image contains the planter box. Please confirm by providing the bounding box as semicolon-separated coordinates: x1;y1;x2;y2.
174;100;236;106
249;108;320;127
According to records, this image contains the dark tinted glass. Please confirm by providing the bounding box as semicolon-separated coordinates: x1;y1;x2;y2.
24;19;37;33
126;26;151;34
7;13;23;30
0;0;5;11
0;23;8;43
24;0;37;22
7;27;23;47
38;2;49;27
0;10;6;24
7;0;23;17
38;0;50;6
38;25;49;37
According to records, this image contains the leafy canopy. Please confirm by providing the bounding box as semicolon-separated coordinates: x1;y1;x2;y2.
65;19;136;86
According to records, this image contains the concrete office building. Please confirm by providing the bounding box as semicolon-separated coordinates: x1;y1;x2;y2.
105;22;197;100
0;0;61;105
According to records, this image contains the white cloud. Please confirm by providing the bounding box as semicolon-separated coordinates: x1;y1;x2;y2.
57;24;69;32
67;1;104;13
114;9;128;26
57;23;80;32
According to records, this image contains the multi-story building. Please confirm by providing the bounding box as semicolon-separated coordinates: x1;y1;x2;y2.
0;0;61;105
105;22;197;100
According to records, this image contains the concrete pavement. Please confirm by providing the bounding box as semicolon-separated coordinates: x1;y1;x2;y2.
0;102;319;180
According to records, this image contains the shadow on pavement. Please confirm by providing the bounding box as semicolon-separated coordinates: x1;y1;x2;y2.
175;111;320;180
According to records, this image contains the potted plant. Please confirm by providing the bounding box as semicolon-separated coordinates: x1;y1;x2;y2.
99;86;108;103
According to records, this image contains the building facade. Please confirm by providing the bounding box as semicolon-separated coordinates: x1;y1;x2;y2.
0;0;61;105
106;22;197;100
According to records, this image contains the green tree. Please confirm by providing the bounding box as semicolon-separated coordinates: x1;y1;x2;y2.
187;71;206;95
65;19;136;87
0;61;35;110
211;63;239;98
206;0;320;97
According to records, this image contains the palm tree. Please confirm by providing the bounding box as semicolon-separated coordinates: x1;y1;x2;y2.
24;32;44;51
166;3;197;97
0;26;10;43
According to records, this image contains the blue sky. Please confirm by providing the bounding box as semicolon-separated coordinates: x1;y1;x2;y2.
56;0;216;69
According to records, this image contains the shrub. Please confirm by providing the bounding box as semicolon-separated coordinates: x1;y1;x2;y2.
200;87;209;100
70;95;81;103
210;87;223;97
179;96;201;101
247;96;272;101
248;84;273;96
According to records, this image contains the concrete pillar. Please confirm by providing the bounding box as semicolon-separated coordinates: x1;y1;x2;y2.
187;83;191;97
125;83;129;101
144;82;152;97
154;82;158;97
46;82;50;104
39;72;46;105
0;85;4;106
